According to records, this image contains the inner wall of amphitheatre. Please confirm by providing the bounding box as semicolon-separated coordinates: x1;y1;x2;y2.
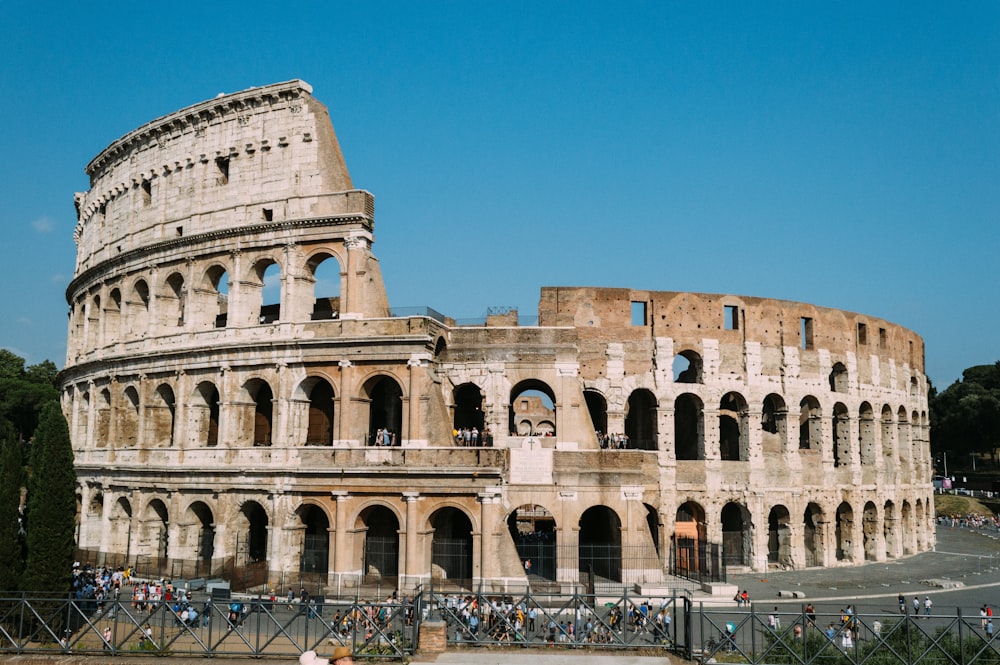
60;79;932;592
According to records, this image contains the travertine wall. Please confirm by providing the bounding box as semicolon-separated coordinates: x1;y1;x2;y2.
61;81;933;593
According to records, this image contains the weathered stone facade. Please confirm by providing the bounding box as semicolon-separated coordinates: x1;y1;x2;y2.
60;80;933;593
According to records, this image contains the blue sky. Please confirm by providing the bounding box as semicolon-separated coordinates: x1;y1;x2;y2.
1;2;997;388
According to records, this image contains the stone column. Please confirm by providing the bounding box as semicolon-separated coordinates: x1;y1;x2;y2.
337;361;353;445
341;236;366;319
402;493;421;589
331;492;349;581
406;355;430;446
478;490;502;583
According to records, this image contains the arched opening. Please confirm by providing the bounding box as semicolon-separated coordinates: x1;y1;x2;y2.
191;382;220;447
863;502;879;561
579;506;622;584
120;386;140;447
858;402;876;465
238;501;269;562
304;378;335;445
673;502;707;577
430;507;473;584
299;505;330;575
364;375;403;446
308;253;342;320
881;404;895;460
721;503;752;567
188;501;215;569
359;505;400;581
674;393;704;460
129;279;150;337
883;500;899;559
76;391;90;448
109;497;133;558
163;272;185;328
803;503;824;567
151;384;176;448
241;379;273;446
673;350;703;383
645;503;661;557
767;505;792;566
719;392;748;461
105;289;121;343
835;501;854;562
798;396;822;451
95;388;111;447
453;383;485;441
140;499;169;565
914;500;926;551
829;362;848;393
87;295;101;350
252;259;281;324
625;389;658;450
507;504;557;581
584;389;608;440
761;393;787;453
205;265;229;328
509;380;556;437
832;402;850;466
897;407;910;466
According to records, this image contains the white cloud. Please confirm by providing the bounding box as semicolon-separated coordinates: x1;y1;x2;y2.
31;216;55;233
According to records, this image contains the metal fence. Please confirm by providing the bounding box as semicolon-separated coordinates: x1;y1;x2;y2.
0;594;417;660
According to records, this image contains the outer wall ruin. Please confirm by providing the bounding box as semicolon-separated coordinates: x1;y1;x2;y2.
60;80;933;593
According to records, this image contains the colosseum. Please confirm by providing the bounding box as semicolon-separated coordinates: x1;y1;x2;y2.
60;80;933;594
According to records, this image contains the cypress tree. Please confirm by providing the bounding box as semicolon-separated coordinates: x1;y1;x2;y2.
0;424;24;593
21;402;76;595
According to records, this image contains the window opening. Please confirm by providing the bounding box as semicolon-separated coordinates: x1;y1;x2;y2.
141;179;151;205
857;322;867;345
879;327;887;349
263;208;273;221
800;317;814;350
215;156;230;185
631;301;647;326
724;305;739;331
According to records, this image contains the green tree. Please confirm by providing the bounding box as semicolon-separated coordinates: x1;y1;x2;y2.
0;423;24;592
0;351;59;442
21;402;76;595
931;362;1000;467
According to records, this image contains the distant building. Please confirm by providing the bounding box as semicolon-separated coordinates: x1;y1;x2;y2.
61;80;933;592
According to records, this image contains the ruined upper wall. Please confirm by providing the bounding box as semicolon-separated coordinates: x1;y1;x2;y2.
538;286;926;378
72;80;363;277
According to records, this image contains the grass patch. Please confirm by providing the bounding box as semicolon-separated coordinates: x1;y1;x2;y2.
934;493;992;516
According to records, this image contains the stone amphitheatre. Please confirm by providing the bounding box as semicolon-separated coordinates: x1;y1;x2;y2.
60;79;932;594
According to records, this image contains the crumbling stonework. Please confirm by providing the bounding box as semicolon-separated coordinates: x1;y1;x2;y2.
60;81;932;592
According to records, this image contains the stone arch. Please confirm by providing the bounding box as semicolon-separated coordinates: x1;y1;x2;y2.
236;500;269;562
832;402;850;466
128;278;150;337
357;504;401;580
674;501;707;575
300;376;335;445
184;501;216;567
719;392;748;461
829;362;848;393
579;505;622;583
896;406;910;465
362;374;404;446
914;499;926;551
75;390;90;448
109;496;133;558
858;402;876;465
95;388;111;447
767;505;792;566
307;251;343;320
507;504;557;580
673;349;703;384
721;502;752;567
140;498;169;563
584;389;608;439
798;396;822;451
675;393;704;460
150;383;176;448
105;288;121;343
625;388;658;450
87;294;101;350
645;503;661;557
429;506;474;583
190;381;220;447
761;393;787;453
835;501;854;562
509;379;557;437
862;501;880;561
203;264;229;328
453;382;485;434
248;258;282;324
297;503;330;575
883;500;899;559
803;502;824;567
240;378;274;446
120;385;140;447
162;271;185;328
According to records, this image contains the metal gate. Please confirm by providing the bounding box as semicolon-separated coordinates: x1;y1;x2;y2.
432;537;470;586
364;536;399;580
